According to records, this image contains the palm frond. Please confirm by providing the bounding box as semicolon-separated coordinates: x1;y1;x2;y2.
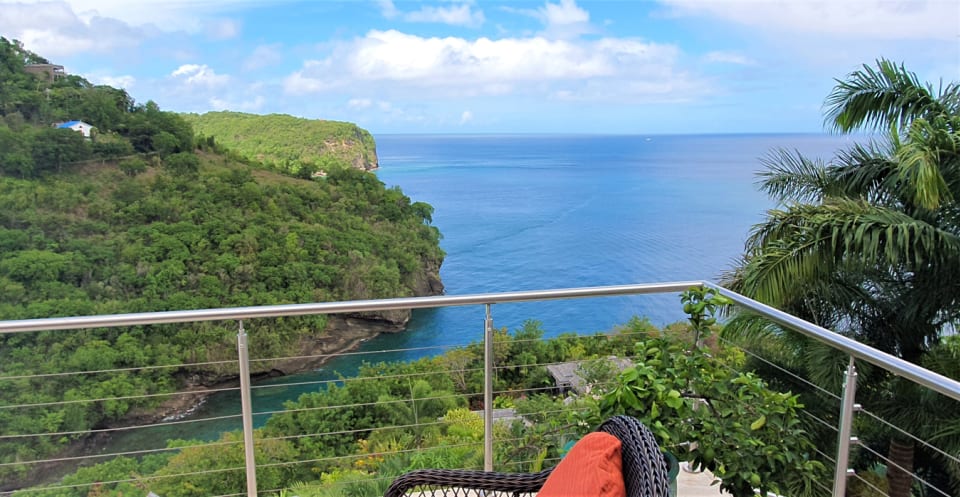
828;142;900;204
740;222;836;305
722;311;783;344
896;116;960;210
742;200;960;305
825;59;943;133
937;81;960;117
757;149;831;203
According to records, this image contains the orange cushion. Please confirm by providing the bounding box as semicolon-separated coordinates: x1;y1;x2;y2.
537;432;626;497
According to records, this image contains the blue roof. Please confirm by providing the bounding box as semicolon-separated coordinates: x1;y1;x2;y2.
57;121;83;128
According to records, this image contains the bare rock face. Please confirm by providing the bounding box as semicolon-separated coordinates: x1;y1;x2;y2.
413;256;445;296
339;255;445;330
326;314;408;334
324;134;379;171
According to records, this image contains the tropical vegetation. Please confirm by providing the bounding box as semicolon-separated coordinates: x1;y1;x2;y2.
183;111;379;177
5;36;954;497
15;304;823;497
0;37;443;488
724;59;960;496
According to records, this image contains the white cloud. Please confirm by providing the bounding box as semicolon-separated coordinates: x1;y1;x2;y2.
378;0;400;19
348;98;373;109
0;1;148;57
703;51;755;65
503;0;594;38
91;74;136;89
204;18;241;40
0;0;292;38
243;44;284;71
283;30;710;103
459;110;474;124
171;64;230;88
210;95;264;112
284;59;336;94
540;0;589;25
405;3;485;27
659;0;959;41
378;0;485;27
285;30;678;95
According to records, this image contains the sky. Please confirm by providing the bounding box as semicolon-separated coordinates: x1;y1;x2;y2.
1;0;958;134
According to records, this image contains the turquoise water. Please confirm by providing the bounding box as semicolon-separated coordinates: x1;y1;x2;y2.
104;133;854;450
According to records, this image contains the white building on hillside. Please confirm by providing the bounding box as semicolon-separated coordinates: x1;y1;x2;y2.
56;120;95;139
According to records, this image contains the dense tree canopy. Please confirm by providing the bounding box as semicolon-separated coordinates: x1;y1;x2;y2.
0;36;444;487
0;37;195;178
0;154;444;483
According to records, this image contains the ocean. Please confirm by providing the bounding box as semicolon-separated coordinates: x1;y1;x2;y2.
102;133;855;448
375;133;851;333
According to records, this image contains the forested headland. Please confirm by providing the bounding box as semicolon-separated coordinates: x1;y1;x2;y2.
0;37;443;488
183;111;379;176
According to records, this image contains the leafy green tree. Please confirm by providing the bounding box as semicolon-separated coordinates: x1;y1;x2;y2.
162;151;199;175
724;60;960;497
91;135;134;159
117;157;147;176
30;128;91;174
151;432;299;497
600;290;824;497
0;125;34;177
151;130;179;156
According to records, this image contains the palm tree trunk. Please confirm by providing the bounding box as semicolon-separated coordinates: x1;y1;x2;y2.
887;437;914;497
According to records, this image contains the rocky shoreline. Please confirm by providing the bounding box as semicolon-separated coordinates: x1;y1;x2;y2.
137;314;409;426
135;259;443;428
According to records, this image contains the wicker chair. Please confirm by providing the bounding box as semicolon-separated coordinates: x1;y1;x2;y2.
383;415;670;497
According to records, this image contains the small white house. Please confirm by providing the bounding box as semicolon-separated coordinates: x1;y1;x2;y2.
56;120;94;139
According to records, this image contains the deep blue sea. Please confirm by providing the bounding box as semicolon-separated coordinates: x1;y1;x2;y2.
105;133;856;449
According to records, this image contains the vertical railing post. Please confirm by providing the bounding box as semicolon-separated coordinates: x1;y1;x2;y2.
483;304;494;472
833;356;858;497
237;320;258;497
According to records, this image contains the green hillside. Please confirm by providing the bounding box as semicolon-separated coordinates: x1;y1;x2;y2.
184;111;379;175
0;37;443;486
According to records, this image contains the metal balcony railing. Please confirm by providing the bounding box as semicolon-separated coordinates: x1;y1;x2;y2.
1;281;958;497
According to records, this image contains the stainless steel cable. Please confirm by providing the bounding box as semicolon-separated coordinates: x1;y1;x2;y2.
0;412;242;441
249;342;473;365
858;406;960;465
0;358;236;381
0;438;240;468
858;443;951;497
717;335;841;399
0;385;240;410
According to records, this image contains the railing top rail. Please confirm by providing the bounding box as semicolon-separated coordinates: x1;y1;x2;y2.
0;281;701;334
1;280;957;402
704;282;960;403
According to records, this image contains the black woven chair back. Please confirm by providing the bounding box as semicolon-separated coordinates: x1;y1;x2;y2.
598;415;670;497
382;415;670;497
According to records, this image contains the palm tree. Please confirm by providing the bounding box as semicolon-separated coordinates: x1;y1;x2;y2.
724;60;960;497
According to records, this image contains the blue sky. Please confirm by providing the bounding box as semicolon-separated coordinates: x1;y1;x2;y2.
1;0;958;134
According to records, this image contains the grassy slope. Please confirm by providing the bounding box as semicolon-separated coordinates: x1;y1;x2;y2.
183;111;379;172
